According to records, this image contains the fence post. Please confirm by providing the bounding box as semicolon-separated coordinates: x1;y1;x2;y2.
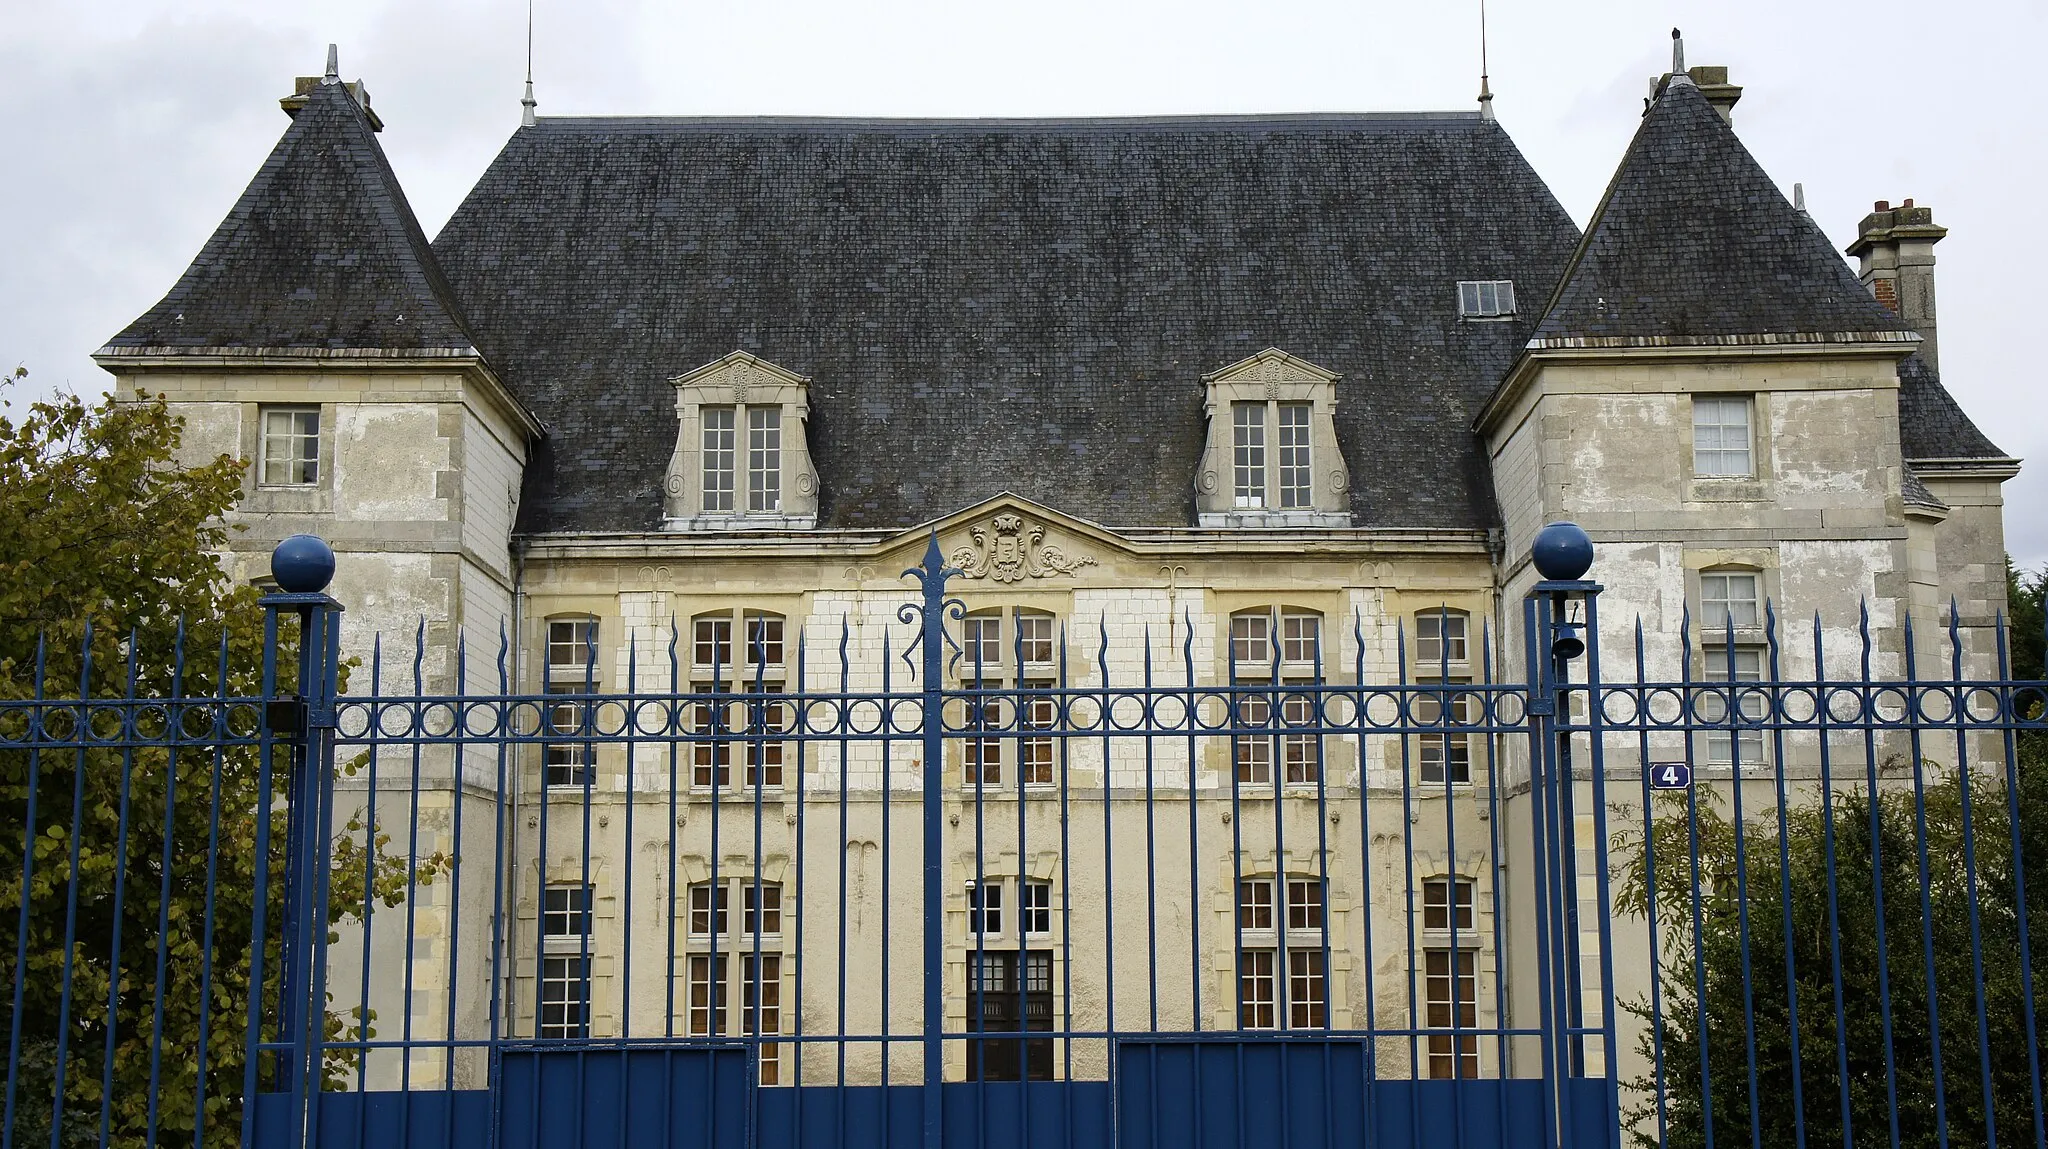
903;535;959;1149
256;535;344;1149
1521;522;1600;1149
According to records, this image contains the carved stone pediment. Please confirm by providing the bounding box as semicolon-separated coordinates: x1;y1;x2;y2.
949;512;1097;583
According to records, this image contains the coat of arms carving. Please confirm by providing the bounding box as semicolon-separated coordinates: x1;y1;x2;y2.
950;513;1096;583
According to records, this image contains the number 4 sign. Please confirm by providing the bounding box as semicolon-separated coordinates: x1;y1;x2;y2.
1650;762;1693;790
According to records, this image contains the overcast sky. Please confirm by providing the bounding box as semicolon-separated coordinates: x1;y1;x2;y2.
4;0;2041;566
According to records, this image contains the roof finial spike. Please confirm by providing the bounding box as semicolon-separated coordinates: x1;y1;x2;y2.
322;43;340;85
1671;28;1685;76
520;0;538;127
1476;0;1495;121
1794;182;1807;213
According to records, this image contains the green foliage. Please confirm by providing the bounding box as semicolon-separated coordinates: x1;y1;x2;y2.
1616;741;2048;1149
0;378;439;1148
2009;557;2045;684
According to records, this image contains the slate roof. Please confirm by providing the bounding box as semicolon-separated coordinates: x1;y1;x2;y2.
1896;353;2008;460
430;114;1583;533
1528;80;1914;348
102;81;480;355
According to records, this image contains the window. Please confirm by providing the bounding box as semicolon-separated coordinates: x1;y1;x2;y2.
1425;949;1479;1078
689;699;731;789
539;956;590;1039
1702;648;1766;766
1277;402;1313;509
544;684;594;788
742;882;782;938
688;883;730;938
684;877;789;1086
1231;608;1320;672
259;406;320;486
1238;878;1328;1031
694;616;733;671
964;615;1002;672
745;700;786;788
1017;614;1054;665
746;614;785;668
1021;880;1052;935
1020;684;1055;786
1423;878;1475;931
547;619;599;680
966;694;1003;786
743;954;783;1084
539;883;592;1040
968;881;1003;938
687;953;727;1037
1234;693;1272;784
1692;396;1754;478
962;611;1059;788
747;407;782;513
543;884;593;940
1416;685;1472;786
1457;280;1516;319
1232;402;1267;508
1416;611;1468;666
1700;571;1761;631
701;407;736;512
965;949;1054;1081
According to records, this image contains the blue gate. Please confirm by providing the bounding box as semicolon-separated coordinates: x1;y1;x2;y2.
2;529;2042;1149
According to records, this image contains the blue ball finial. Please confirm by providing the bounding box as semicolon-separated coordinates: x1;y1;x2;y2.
271;534;336;594
1531;521;1594;581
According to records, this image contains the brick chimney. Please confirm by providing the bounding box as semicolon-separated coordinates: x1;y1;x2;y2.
1847;199;1947;372
1648;65;1743;122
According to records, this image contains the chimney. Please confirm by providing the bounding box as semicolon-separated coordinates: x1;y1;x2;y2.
278;46;384;131
1648;64;1744;122
1847;198;1947;372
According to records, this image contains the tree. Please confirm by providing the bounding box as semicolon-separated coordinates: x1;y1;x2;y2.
1618;718;2047;1144
2009;557;2044;683
0;375;432;1149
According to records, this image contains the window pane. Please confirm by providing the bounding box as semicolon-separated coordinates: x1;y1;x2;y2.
689;883;729;937
1017;614;1054;664
543;884;592;939
1277;402;1313;509
694;616;733;669
687;953;727;1037
1232;402;1266;508
1237;880;1273;930
1423;879;1475;930
747;407;782;513
744;954;782;1084
743;882;782;937
540;956;590;1039
964;616;1001;672
1288;950;1327;1028
1416;612;1468;665
1700;572;1761;630
746;615;784;667
544;683;593;786
1282;695;1318;784
1286;879;1324;931
1231;614;1271;668
746;700;786;788
969;881;1002;938
1021;684;1055;785
690;700;732;788
1022;881;1052;934
1238;950;1276;1030
702;407;736;510
1280;612;1319;664
1703;648;1766;764
1234;694;1271;784
260;408;321;486
1692;397;1753;478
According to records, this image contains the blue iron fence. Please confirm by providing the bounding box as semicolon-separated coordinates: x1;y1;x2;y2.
0;530;2040;1149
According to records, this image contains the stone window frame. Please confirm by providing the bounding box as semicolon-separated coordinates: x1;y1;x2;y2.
1234;873;1328;1031
1682;391;1774;503
1682;550;1781;769
256;404;323;488
664;351;819;531
240;402;335;514
685;607;790;793
1197;349;1351;528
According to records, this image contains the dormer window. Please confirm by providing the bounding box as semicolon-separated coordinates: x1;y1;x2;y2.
1457;280;1516;319
1197;350;1351;528
665;352;818;530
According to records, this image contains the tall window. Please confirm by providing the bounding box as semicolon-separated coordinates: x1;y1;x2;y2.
1277;402;1313;509
1415;686;1471;786
968;880;1002;938
747;407;782;513
1702;648;1766;765
539;883;592;1039
544;685;594;788
1021;880;1052;935
684;878;788;1084
1231;608;1323;785
690;610;788;789
259;407;321;486
1424;949;1479;1078
1232;402;1267;508
1237;877;1327;1030
701;407;736;511
1692;396;1754;478
1700;570;1761;631
962;610;1058;788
